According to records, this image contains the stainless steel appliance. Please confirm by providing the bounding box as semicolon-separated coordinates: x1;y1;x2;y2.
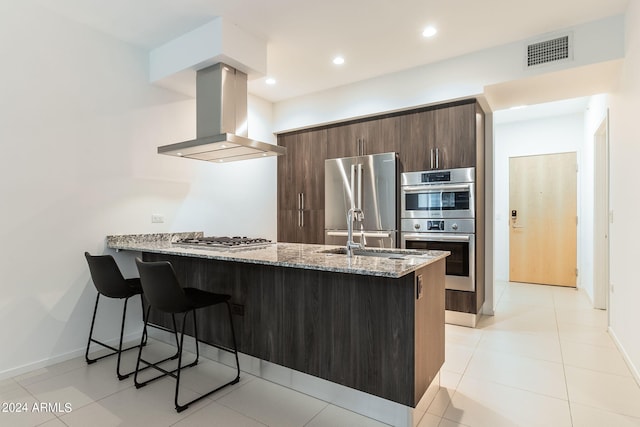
401;167;476;291
325;152;398;248
401;167;474;219
174;236;273;250
401;218;475;291
157;63;286;163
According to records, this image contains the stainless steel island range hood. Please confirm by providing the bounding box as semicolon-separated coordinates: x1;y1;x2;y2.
157;63;286;163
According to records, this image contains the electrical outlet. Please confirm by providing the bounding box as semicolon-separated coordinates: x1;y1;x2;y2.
151;214;165;223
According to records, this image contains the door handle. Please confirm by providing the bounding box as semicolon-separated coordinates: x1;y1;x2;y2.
402;184;471;193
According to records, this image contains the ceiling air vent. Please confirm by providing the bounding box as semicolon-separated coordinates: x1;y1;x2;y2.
526;33;572;68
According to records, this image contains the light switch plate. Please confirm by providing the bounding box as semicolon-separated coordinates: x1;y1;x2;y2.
151;214;165;223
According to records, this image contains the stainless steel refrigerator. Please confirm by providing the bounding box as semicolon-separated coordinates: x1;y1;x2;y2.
324;152;398;248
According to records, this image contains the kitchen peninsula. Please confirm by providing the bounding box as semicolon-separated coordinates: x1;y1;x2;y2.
107;232;447;415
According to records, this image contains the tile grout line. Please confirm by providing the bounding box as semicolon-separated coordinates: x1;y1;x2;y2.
553;287;575;427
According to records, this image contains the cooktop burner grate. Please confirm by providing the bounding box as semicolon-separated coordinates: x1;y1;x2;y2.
174;236;273;249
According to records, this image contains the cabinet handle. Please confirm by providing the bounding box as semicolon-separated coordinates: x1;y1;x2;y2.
435;148;439;169
300;210;304;228
301;192;305;210
297;193;301;210
430;148;434;169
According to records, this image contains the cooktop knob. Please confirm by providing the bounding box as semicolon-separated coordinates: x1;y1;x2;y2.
414;223;420;230
452;223;458;230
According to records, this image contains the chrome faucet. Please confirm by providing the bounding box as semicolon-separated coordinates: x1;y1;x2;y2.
346;207;364;257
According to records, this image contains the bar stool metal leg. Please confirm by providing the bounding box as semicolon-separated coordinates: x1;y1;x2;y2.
85;293;144;379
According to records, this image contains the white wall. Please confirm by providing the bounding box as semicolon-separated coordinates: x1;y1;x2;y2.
273;15;624;132
582;94;609;304
0;2;276;378
493;114;586;287
608;1;640;381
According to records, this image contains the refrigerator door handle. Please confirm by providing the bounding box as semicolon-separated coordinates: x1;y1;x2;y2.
350;164;356;211
357;163;363;211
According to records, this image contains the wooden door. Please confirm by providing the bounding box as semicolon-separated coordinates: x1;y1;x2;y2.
509;152;577;287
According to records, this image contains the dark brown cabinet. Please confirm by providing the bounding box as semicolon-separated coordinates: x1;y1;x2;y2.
400;101;478;172
326;116;401;160
277;99;485;260
399;109;436;172
277;129;327;244
433;102;476;170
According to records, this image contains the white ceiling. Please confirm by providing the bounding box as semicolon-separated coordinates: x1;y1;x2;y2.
39;0;628;104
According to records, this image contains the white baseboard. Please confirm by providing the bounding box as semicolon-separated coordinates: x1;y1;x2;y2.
608;326;640;387
0;332;141;382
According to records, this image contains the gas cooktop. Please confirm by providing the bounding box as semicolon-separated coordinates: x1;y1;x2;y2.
174;236;273;250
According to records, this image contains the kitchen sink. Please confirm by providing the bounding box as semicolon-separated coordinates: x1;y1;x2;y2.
318;247;427;260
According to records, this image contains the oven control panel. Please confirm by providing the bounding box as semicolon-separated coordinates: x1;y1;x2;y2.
401;218;475;234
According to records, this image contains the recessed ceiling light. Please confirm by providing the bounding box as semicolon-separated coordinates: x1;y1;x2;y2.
265;77;276;85
333;56;345;65
422;26;437;38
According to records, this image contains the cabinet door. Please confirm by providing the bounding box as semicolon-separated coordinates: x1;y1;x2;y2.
434;103;476;169
326;122;361;159
277;210;300;242
364;116;401;155
399;110;436;172
327;117;402;160
277;129;327;244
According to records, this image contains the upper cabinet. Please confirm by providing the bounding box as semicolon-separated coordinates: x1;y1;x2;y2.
326;116;401;159
433;102;476;170
401;101;479;172
399;109;436;172
276;99;485;244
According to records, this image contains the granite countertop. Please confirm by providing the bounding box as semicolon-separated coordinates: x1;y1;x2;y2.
106;232;449;278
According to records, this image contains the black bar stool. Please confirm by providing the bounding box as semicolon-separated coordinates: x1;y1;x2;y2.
134;257;240;412
84;252;151;380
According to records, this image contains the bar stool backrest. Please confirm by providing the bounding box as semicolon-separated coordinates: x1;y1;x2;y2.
85;252;132;299
135;258;192;313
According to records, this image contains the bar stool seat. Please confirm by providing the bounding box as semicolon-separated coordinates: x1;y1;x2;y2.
84;252;148;380
134;257;240;413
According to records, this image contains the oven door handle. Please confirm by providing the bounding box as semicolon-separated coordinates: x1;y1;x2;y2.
403;233;470;242
402;184;471;193
327;231;392;238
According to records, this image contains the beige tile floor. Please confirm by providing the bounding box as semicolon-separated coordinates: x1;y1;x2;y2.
1;282;639;427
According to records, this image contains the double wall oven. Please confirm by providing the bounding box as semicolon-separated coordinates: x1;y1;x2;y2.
401;167;476;292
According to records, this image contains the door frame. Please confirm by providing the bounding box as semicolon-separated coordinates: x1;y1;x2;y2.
593;111;610;311
508;152;578;287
